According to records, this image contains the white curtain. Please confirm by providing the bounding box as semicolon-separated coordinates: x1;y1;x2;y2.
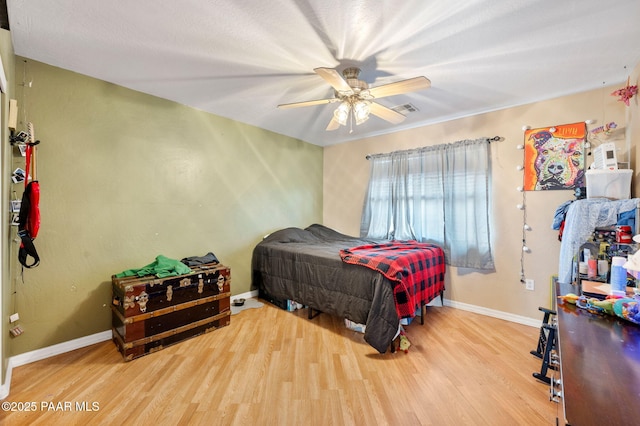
360;138;494;269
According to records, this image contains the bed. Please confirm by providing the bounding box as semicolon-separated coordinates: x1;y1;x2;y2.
251;224;446;353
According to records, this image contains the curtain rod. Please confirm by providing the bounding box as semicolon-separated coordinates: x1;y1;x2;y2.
365;136;503;159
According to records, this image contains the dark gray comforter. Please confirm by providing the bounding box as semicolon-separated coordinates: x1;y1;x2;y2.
251;224;400;353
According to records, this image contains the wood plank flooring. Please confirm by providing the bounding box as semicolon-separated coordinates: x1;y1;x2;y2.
1;300;557;425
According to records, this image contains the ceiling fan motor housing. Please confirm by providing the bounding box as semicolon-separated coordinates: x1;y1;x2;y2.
337;67;369;96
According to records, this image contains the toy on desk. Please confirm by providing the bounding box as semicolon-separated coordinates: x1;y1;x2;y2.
613;298;640;325
560;292;640;324
575;296;616;316
558;293;579;304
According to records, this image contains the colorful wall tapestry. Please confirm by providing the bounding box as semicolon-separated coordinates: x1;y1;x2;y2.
523;122;586;191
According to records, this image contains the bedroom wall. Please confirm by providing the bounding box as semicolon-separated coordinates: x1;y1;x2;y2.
1;29;16;389
6;58;323;356
629;62;640;191
323;84;628;322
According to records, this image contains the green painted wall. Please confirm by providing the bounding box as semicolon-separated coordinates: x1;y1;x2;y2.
1;29;16;386
7;58;323;356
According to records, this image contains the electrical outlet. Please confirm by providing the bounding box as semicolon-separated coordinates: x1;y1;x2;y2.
525;279;535;291
9;313;19;323
9;326;23;337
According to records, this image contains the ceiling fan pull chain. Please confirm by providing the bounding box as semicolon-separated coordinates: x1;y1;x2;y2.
349;106;354;134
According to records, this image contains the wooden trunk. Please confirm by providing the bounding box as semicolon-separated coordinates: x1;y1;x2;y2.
111;262;230;361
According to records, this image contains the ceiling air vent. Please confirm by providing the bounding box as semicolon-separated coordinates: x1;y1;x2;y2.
390;103;419;115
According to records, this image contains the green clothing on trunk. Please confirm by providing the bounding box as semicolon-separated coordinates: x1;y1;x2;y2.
115;255;191;278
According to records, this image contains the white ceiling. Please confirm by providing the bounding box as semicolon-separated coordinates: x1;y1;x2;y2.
6;0;640;147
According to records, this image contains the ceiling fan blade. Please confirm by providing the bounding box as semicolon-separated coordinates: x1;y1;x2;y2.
277;98;335;109
325;116;340;131
369;102;406;124
368;76;431;99
314;67;354;94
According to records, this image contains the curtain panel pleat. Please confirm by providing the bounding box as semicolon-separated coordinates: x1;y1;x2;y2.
361;138;494;270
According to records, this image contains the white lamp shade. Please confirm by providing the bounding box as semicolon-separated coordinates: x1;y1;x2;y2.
353;101;370;125
334;102;350;125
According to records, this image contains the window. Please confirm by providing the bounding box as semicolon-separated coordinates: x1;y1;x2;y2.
361;138;494;270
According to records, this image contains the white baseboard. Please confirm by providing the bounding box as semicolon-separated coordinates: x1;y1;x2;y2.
1;330;112;400
10;330;112;368
234;289;258;302
1;293;535;400
0;359;13;400
0;291;261;400
442;298;540;328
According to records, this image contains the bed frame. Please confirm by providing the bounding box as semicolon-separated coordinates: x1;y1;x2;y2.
251;224;445;353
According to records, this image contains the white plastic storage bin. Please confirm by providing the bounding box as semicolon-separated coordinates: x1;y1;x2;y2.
586;169;633;200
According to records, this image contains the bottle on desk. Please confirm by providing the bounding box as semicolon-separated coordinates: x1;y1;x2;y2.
597;259;609;279
587;258;597;278
610;256;627;296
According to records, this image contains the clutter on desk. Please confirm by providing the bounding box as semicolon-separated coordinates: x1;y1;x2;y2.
559;289;640;326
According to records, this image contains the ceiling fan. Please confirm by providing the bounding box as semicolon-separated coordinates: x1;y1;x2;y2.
278;67;431;132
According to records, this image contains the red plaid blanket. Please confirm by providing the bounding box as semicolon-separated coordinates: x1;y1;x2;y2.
340;241;445;319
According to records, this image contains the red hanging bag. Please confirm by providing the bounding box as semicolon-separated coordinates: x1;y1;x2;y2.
18;123;40;268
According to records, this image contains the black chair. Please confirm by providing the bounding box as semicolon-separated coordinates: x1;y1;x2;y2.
531;306;557;384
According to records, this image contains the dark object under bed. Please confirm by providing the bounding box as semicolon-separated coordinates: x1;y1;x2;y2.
251;224;446;353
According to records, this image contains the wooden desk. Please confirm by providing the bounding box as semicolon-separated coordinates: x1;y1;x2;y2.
555;282;640;425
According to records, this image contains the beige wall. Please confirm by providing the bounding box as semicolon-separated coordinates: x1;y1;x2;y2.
324;85;628;321
5;59;323;356
630;63;640;191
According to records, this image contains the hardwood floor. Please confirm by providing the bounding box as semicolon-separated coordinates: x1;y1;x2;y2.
1;301;557;425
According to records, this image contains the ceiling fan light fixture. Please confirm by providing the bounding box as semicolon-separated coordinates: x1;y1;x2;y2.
353;100;371;125
279;67;430;132
334;102;350;126
333;99;371;128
